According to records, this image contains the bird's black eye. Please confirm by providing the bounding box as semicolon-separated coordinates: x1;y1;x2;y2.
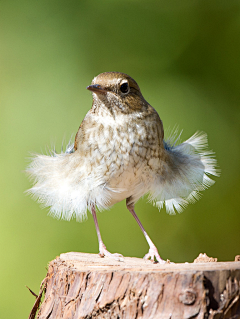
120;82;130;94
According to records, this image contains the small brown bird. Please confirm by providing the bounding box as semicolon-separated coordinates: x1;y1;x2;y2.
27;72;219;263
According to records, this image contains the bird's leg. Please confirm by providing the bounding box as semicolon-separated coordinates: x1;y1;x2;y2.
91;205;123;261
127;204;166;264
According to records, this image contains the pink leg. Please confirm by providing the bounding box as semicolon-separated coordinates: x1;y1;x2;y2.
127;205;166;264
91;205;123;261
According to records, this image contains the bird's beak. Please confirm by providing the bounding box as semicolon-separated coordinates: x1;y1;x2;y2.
87;84;108;95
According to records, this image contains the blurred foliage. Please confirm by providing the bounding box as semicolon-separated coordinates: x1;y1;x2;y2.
0;1;240;318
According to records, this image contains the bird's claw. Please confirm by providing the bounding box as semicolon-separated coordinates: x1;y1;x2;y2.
144;247;166;264
99;245;124;262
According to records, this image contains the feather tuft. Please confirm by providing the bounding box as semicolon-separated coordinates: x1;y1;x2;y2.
149;131;220;214
26;139;116;222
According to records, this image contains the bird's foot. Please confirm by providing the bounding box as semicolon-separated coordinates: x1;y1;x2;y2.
144;246;166;264
99;244;124;262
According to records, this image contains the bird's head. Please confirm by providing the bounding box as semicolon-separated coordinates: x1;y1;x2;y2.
87;72;148;114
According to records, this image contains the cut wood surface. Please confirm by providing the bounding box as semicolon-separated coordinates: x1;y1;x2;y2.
32;252;240;319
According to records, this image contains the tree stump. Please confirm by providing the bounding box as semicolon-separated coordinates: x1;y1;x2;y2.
31;252;240;319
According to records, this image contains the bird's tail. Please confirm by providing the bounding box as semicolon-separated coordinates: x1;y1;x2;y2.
149;131;220;214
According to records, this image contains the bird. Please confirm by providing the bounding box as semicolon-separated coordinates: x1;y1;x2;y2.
26;72;219;263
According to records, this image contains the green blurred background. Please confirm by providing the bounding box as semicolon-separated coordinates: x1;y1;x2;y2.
1;0;240;317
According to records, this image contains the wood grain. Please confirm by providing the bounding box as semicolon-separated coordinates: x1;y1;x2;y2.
29;253;240;319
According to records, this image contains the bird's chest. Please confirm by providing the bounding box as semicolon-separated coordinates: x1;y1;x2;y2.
89;117;161;190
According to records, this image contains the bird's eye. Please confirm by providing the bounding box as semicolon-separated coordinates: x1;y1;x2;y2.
120;82;130;94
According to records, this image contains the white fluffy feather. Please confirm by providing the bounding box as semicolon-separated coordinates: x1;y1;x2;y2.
26;131;219;221
26;145;119;222
149;131;220;214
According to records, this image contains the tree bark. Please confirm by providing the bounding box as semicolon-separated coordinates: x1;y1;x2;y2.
30;252;240;319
